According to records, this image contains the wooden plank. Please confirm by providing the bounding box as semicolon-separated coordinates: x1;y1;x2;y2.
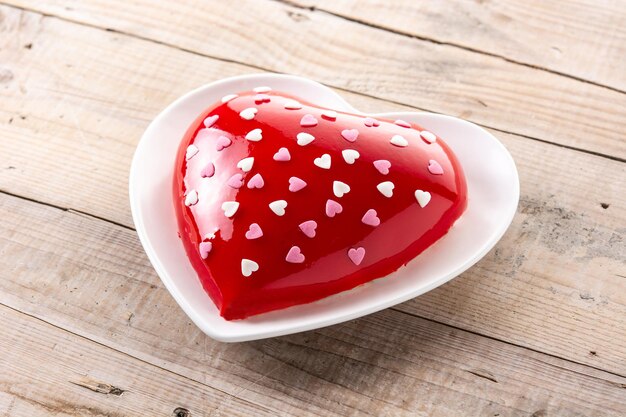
1;194;625;416
3;1;626;159
288;0;626;92
0;306;276;417
0;6;625;374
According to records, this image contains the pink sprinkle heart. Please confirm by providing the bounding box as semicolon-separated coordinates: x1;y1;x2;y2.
199;242;212;259
245;223;263;240
361;209;380;227
428;159;444;175
341;129;359;143
300;114;318;127
247;173;264;189
325;199;343;217
286;246;305;263
200;162;215;178
273;147;291;161
203;115;219;128
298;220;317;238
394;119;411;128
227;173;244;189
254;94;271;103
364;117;380;127
373;159;391;175
348;247;365;265
216;135;232;151
289;176;307;192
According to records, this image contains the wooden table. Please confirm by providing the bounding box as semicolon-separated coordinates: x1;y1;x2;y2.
1;1;625;415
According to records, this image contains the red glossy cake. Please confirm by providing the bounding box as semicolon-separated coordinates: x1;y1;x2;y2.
174;87;467;320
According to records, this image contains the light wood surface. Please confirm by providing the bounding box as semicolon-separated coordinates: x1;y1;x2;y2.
1;1;625;416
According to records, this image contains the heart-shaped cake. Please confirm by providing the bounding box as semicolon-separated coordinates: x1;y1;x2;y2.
174;87;467;320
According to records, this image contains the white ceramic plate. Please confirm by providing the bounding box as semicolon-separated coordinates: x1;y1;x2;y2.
129;73;519;342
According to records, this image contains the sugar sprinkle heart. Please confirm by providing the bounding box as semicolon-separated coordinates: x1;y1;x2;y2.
245;223;263;240
247;173;264;189
186;144;199;160
184;189;198;206
298;220;317;238
390;135;408;147
348;247;366;266
286;246;305;264
420;130;437;144
245;128;263;142
221;94;238;103
200;162;215;178
341;129;359;143
414;190;432;208
300;114;318;127
373;159;391;175
333;180;351;198
314;153;331;169
221;201;239;218
199;241;212;259
289;176;307;192
322;110;337;120
377;181;395;198
203;115;219;128
227;173;244;189
364;117;380;127
253;86;271;93
241;259;259;277
394;119;411;128
361;209;380;227
428;159;444;175
325;199;343;217
216;135;232;151
342;149;360;164
254;94;271;103
284;99;302;110
269;200;287;216
297;132;315;146
239;107;258;120
273;147;291;161
237;157;254;172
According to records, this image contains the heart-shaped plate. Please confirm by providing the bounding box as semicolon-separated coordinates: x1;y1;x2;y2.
129;73;519;342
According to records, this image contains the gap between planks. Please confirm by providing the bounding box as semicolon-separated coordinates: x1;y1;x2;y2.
1;187;625;382
3;1;625;164
273;0;626;96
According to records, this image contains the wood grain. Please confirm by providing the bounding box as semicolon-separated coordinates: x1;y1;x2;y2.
0;6;625;375
4;0;626;159
287;0;626;92
1;193;625;416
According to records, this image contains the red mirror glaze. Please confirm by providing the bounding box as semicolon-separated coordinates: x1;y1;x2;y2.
174;91;467;320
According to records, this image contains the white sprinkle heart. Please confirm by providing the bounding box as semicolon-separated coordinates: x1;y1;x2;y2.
342;149;360;164
185;144;199;160
239;107;258;120
184;189;198;206
241;259;259;277
245;128;263;142
237;157;254;172
297;132;315;146
253;86;271;93
221;94;238;103
333;181;351;198
314;154;331;169
269;200;287;216
420;130;437;144
284;99;302;110
377;181;395;198
221;201;239;218
322;110;337;120
394;119;411;128
390;135;409;147
415;190;432;208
